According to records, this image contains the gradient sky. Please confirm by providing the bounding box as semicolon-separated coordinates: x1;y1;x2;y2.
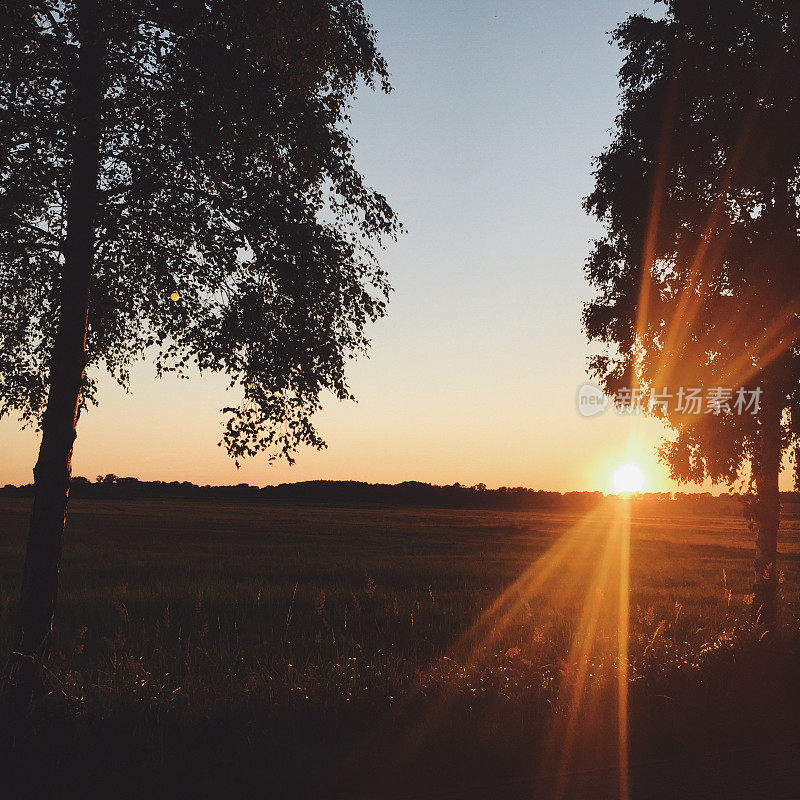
1;0;698;491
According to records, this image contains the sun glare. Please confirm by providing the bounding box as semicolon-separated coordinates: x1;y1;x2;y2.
611;463;646;495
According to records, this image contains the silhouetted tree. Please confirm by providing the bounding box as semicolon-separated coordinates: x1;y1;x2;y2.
1;0;398;704
585;1;800;625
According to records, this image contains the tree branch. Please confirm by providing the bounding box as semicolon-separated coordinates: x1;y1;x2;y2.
6;216;65;249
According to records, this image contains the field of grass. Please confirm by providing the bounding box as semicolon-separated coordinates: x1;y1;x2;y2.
1;497;800;798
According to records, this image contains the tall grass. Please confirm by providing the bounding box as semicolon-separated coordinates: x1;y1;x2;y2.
1;498;798;797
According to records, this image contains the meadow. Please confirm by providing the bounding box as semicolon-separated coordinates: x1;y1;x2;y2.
2;497;800;798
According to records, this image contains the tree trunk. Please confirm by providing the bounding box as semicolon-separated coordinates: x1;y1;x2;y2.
4;0;103;713
752;384;781;628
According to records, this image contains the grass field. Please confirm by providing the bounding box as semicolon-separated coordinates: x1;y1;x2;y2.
2;497;800;798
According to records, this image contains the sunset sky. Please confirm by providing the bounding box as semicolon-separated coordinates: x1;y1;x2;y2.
0;0;704;492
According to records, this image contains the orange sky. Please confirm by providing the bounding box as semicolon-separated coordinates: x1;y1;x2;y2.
0;360;679;492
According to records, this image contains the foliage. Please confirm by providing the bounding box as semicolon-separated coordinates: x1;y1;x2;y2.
0;0;399;462
584;0;800;485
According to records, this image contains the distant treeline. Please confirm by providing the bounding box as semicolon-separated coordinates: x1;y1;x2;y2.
3;475;795;513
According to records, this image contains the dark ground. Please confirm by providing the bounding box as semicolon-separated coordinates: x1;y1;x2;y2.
1;498;799;798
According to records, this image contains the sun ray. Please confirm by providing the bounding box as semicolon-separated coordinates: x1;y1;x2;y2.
644;42;788;393
550;517;618;799
356;502;627;795
617;502;631;800
357;494;637;799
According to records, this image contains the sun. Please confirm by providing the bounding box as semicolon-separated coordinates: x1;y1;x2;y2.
611;463;646;495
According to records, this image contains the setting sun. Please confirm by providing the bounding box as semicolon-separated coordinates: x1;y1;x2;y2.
611;463;646;495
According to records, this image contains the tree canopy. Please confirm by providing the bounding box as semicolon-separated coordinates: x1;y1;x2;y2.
584;0;800;486
0;0;399;462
